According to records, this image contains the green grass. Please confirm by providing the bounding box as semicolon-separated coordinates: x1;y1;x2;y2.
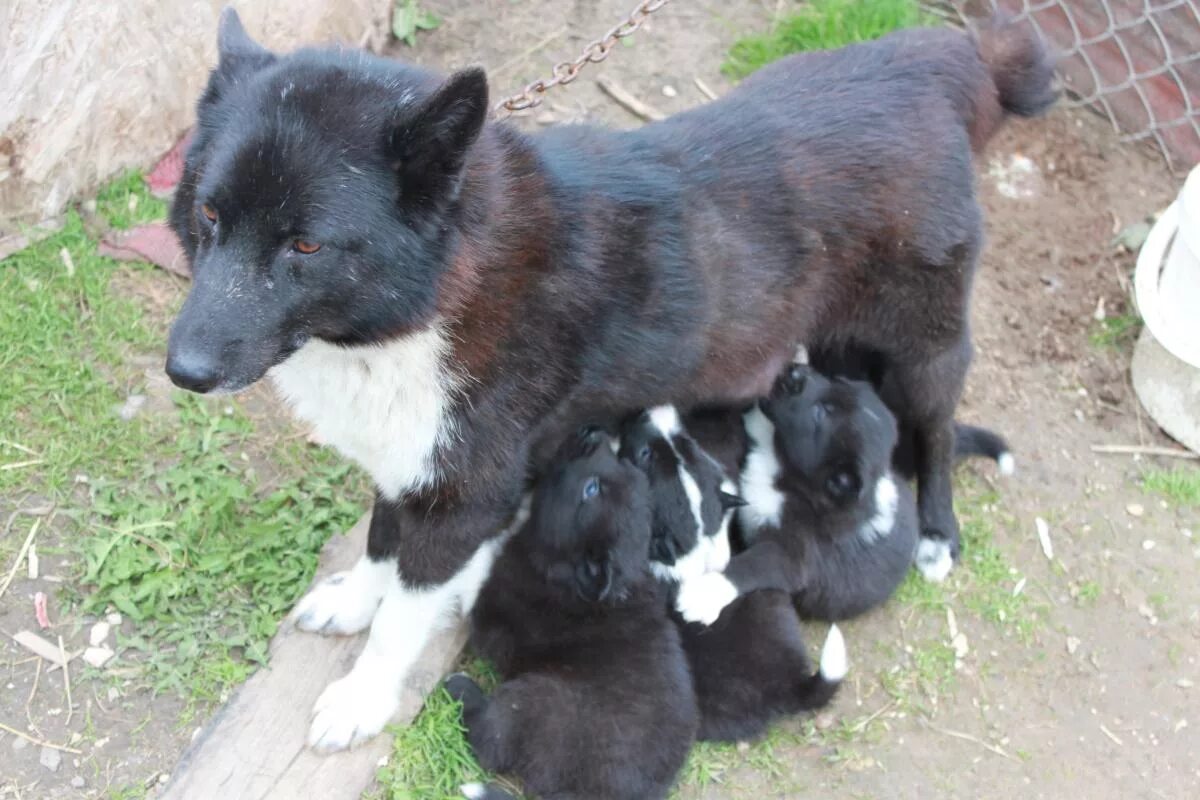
1088;311;1142;350
373;659;503;800
1142;467;1200;507
723;0;925;79
1;174;365;709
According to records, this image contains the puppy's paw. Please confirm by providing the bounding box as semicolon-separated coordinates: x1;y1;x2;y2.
308;668;399;752
676;572;738;625
915;537;954;583
293;560;393;635
444;673;486;715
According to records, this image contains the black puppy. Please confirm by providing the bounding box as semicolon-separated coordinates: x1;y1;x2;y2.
678;367;919;625
447;427;697;800
621;407;845;743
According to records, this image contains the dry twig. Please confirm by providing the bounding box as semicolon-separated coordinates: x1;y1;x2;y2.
0;721;82;754
595;76;666;121
1090;443;1198;459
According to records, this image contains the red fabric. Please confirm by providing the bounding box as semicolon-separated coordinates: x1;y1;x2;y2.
99;222;190;278
145;130;193;196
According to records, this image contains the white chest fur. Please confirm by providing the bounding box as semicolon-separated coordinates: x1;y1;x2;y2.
269;323;463;500
738;405;786;532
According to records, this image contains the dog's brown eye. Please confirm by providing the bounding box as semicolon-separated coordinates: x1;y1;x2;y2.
200;203;218;223
293;239;322;255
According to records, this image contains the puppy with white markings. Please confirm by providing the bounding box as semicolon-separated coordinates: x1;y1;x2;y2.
447;426;697;800
678;366;919;625
622;406;845;742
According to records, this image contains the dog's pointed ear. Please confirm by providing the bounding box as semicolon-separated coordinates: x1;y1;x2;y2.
216;7;274;80
718;490;748;512
390;68;489;204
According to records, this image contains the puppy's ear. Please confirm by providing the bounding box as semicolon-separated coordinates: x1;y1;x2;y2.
718;490;748;512
575;557;614;602
825;468;863;502
390;68;489;206
215;8;274;82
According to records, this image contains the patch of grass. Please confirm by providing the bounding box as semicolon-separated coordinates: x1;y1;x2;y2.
374;659;502;800
1075;579;1102;606
1142;467;1200;506
1;176;366;708
723;0;925;79
1088;311;1142;350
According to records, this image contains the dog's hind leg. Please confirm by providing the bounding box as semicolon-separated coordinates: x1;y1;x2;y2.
883;338;972;582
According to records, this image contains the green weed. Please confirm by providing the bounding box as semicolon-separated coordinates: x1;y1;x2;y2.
724;0;925;79
1088;312;1141;350
1142;467;1200;507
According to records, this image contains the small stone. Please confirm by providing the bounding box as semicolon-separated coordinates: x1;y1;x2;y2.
535;111;557;125
1126;503;1145;517
11;736;28;751
1181;529;1193;540
82;646;114;668
158;773;170;785
40;746;61;772
1177;678;1194;689
1066;636;1081;655
1142;540;1155;551
89;621;111;647
662;84;677;97
814;712;836;730
71;776;85;789
107;687;120;702
106;612;123;626
736;741;750;753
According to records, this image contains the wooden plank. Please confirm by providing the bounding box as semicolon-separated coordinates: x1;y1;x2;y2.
162;514;467;800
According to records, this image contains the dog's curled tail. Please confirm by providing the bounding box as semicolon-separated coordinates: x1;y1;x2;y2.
461;783;516;800
968;14;1058;148
792;624;847;711
954;423;1016;476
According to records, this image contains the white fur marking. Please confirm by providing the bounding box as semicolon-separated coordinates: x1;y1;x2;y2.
292;556;394;635
307;542;499;751
793;344;810;365
675;572;738;625
738;406;786;532
859;474;900;543
647;405;681;436
270;324;463;501
819;624;848;681
915;538;954;583
998;452;1016;477
461;784;486;800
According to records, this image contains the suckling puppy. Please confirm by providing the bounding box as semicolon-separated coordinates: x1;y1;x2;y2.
678;366;919;625
448;426;697;800
622;406;845;743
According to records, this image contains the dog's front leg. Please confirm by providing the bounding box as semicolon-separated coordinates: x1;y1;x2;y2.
306;498;503;753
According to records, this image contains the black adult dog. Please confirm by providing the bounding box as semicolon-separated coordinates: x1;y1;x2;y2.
447;427;697;800
165;8;1054;749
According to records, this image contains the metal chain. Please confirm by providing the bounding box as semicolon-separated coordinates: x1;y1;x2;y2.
492;0;674;117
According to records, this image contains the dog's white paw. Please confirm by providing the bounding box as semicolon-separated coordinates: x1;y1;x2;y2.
308;667;399;752
915;538;954;583
676;572;738;625
293;558;394;635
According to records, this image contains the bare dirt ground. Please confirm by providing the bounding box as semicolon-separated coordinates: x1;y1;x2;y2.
3;1;1197;798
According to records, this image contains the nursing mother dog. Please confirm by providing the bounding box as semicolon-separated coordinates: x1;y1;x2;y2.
165;8;1054;751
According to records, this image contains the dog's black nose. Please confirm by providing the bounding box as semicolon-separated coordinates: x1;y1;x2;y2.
166;352;221;394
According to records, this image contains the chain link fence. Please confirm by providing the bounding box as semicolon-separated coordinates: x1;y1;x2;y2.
927;0;1200;171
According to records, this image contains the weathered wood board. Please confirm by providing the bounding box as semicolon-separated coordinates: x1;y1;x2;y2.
162;514;467;800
